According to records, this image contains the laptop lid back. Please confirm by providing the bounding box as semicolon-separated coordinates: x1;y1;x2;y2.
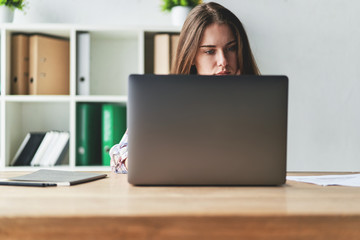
128;74;288;186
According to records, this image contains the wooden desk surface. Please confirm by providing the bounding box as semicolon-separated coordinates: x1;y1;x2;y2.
1;171;360;240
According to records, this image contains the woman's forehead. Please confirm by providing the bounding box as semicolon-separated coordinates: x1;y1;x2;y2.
200;23;236;46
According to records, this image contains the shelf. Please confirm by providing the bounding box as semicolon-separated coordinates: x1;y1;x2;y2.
0;24;179;171
74;95;128;103
4;95;71;102
4;95;128;102
5;101;70;167
2;24;71;38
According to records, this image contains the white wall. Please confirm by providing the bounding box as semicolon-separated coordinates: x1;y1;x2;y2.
14;0;360;171
14;0;171;25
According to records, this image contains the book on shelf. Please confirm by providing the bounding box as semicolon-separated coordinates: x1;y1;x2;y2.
30;131;70;167
11;33;30;95
29;34;70;95
46;132;70;166
102;104;127;166
76;32;90;95
76;103;102;166
11;131;69;167
11;132;46;166
0;169;107;187
30;131;56;166
154;33;180;74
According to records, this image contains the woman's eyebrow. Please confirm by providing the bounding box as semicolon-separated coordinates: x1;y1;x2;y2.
199;40;237;48
199;44;216;48
225;40;237;46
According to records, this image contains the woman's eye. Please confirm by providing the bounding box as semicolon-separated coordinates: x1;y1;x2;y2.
205;49;215;54
227;45;237;52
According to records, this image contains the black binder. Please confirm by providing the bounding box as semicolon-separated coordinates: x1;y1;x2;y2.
11;132;46;166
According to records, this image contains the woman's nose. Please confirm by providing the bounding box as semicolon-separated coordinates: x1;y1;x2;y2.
217;50;228;67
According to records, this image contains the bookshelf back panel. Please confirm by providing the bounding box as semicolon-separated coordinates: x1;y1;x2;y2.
5;102;70;165
89;30;138;40
0;30;2;94
4;102;22;166
0;104;2;168
144;32;155;74
89;33;139;96
144;31;180;74
4;31;10;95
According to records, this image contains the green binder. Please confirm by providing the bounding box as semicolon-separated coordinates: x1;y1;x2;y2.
76;103;102;166
101;104;127;166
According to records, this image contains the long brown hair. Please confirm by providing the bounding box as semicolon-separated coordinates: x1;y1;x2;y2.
171;2;260;75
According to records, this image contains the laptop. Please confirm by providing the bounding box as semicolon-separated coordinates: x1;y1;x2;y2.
127;74;288;186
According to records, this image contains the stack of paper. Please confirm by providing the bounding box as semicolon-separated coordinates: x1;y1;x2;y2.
287;174;360;187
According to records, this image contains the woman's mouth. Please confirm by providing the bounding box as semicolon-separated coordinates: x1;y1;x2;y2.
215;70;231;75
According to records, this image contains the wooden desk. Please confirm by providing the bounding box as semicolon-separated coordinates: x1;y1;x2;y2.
0;172;360;240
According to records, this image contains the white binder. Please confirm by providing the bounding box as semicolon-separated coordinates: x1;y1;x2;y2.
76;32;90;95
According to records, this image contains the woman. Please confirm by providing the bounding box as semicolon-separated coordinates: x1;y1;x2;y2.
172;1;259;75
110;2;260;173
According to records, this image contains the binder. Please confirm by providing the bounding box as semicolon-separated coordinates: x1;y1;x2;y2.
76;32;90;95
102;104;127;166
11;33;29;95
29;34;70;95
30;131;55;166
42;132;70;166
76;103;102;166
53;135;70;166
52;132;70;166
11;132;46;166
171;34;180;70
30;131;70;166
154;33;180;74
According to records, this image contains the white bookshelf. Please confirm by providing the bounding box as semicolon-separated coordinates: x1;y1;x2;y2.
0;23;180;171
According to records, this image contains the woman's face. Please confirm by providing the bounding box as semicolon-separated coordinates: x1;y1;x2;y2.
194;23;240;75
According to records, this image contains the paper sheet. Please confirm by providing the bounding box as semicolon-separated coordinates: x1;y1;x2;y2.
286;174;360;187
